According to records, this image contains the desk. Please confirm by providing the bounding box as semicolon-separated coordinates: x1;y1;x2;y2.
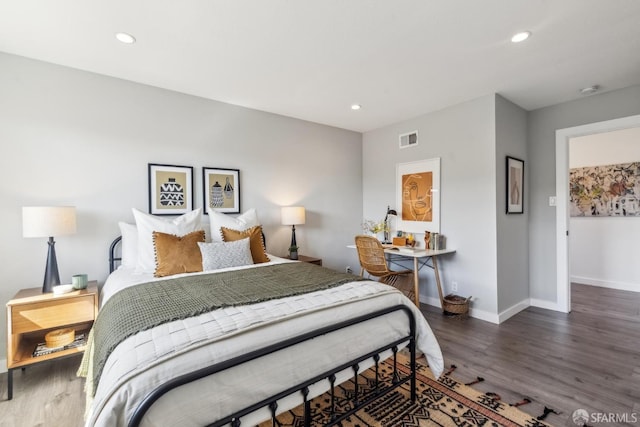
349;245;455;306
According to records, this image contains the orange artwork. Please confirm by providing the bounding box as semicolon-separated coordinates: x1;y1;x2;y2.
402;171;433;222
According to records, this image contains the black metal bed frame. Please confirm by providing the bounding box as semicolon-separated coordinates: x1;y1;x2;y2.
109;235;122;273
129;305;416;427
108;236;417;427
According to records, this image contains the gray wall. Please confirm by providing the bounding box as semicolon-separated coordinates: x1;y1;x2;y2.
527;84;640;302
495;95;529;313
363;95;499;319
0;52;363;362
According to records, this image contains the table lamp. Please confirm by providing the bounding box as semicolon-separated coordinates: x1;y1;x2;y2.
22;206;77;293
281;206;306;256
383;205;397;244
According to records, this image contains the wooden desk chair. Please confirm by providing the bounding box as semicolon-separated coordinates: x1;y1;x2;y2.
354;235;416;304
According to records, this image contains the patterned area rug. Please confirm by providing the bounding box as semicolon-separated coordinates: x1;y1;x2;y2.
266;352;553;427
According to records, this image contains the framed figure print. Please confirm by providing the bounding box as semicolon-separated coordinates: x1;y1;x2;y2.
506;156;524;214
396;158;441;233
203;167;240;214
148;163;194;215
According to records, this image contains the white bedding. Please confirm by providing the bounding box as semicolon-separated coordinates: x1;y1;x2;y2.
86;256;444;427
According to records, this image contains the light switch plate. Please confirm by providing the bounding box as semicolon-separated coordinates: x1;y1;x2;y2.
549;196;557;206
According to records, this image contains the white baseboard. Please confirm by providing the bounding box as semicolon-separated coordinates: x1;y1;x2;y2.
0;359;6;374
422;293;570;322
497;299;529;323
529;298;562;311
469;307;499;324
571;276;640;293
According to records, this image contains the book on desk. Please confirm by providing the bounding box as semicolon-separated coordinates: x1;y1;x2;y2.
396;247;421;254
382;243;420;252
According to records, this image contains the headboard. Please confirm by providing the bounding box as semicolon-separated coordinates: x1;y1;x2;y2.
109;236;123;273
109;232;267;274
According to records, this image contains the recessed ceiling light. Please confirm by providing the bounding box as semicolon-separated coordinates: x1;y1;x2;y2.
115;32;136;44
580;85;600;95
511;31;531;43
351;104;361;110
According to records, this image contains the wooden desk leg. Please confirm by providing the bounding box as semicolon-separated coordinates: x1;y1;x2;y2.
413;257;420;306
432;255;445;311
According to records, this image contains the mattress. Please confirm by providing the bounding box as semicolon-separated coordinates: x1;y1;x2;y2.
84;256;444;427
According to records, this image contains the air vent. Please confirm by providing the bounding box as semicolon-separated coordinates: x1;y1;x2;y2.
399;131;418;149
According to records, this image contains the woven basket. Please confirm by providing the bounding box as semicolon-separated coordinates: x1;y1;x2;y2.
45;328;75;348
442;294;471;315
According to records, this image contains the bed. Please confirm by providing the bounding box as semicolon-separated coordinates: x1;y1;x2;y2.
80;209;444;427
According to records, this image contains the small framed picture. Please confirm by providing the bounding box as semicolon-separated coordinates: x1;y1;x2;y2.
506;156;524;214
203;167;240;214
148;163;194;215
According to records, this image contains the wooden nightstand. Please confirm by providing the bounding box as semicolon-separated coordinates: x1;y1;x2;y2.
5;281;98;400
291;255;323;266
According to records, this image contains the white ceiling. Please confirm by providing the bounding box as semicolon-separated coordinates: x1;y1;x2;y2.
1;0;639;132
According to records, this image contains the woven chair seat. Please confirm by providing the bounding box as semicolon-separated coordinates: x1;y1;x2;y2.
355;235;417;305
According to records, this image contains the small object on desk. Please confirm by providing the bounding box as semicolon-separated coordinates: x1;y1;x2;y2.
53;284;74;294
398;246;419;254
406;233;415;247
392;237;407;246
430;233;445;250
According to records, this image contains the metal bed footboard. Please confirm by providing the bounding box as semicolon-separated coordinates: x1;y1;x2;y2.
128;304;417;427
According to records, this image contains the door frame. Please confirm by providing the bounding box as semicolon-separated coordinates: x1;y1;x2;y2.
555;114;640;313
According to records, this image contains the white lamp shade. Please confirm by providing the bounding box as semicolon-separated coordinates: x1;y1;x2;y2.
22;206;77;238
281;206;306;226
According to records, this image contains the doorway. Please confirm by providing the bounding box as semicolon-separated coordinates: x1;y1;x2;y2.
555;114;640;313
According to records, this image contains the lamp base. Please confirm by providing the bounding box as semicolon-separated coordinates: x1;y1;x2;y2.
290;224;297;248
43;237;61;293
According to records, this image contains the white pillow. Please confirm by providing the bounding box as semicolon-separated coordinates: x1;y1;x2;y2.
118;222;138;268
133;208;203;274
198;238;254;271
209;208;259;242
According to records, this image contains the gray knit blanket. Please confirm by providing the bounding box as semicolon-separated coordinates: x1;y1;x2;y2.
90;262;361;394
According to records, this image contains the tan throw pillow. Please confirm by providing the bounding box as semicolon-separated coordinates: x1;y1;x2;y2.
220;225;270;264
153;230;206;277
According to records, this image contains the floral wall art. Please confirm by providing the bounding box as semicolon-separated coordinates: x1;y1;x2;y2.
569;161;640;217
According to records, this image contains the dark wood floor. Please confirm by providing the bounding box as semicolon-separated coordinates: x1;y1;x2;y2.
0;284;638;426
422;283;640;426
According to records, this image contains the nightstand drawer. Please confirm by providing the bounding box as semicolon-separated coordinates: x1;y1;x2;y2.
11;295;95;334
